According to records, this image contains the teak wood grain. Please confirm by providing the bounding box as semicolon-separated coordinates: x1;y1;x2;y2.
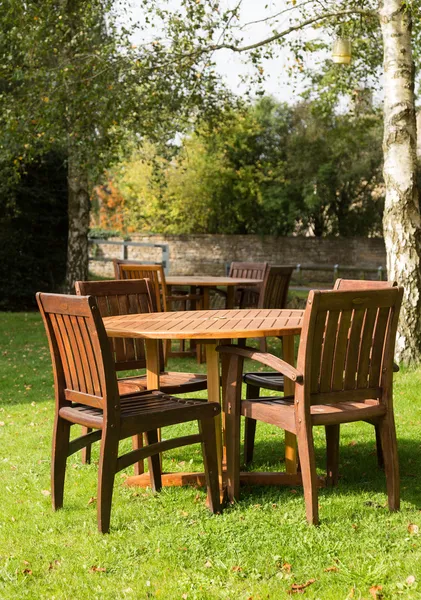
75;279;208;471
219;287;403;524
37;292;221;533
103;308;303;340
242;278;398;477
113;260;204;360
103;307;304;487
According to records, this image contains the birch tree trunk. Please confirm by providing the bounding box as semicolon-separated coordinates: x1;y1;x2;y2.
380;0;421;364
64;147;90;292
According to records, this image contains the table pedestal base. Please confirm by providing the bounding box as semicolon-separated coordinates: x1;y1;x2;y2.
124;471;325;489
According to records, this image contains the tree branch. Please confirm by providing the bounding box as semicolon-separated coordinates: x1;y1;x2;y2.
210;9;377;54
237;1;315;30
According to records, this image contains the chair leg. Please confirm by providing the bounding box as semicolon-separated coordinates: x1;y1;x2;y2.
259;337;268;352
145;429;162;493
296;424;319;525
81;426;92;464
199;417;221;514
374;424;385;469
325;424;340;487
51;416;71;511
377;415;400;511
132;434;145;476
244;384;259;465
97;427;119;534
225;399;241;504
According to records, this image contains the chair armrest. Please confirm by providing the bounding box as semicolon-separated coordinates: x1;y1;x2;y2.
216;344;303;383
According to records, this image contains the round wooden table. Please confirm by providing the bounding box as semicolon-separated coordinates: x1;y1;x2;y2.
104;308;305;491
166;276;263;310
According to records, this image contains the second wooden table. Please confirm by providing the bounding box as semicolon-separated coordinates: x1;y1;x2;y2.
166;276;263;310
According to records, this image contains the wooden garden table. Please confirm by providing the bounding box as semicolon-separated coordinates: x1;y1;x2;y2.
103;307;305;491
166;276;263;310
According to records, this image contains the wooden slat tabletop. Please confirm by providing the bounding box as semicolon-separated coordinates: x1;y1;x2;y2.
103;308;304;340
166;276;263;287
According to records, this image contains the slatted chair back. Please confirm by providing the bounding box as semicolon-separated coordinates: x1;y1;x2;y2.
75;279;165;373
258;265;294;309
36;292;119;414
297;287;403;405
334;278;397;290
228;261;268;280
113;260;167;312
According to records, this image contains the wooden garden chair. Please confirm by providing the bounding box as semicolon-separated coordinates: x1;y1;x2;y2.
113;259;202;360
242;278;397;473
75;279;208;470
257;265;294;351
227;261;268;308
36;292;221;533
218;287;403;524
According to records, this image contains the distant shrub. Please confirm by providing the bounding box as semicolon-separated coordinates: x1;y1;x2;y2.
89;227;131;241
0;152;68;310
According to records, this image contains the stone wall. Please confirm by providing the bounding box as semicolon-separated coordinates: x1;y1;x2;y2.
89;233;387;282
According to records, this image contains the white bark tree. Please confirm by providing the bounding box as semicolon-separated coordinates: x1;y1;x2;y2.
152;0;421;363
379;1;421;363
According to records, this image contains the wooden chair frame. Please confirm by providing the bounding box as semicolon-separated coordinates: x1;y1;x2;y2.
243;279;398;472
75;279;208;471
219;287;403;524
113;260;203;360
37;292;221;533
227;261;268;309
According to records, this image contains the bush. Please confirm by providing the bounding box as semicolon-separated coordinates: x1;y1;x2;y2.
0;152;68;310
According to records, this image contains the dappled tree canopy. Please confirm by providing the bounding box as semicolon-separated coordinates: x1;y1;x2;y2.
97;97;384;237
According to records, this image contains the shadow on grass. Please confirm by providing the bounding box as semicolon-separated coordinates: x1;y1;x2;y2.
239;437;421;509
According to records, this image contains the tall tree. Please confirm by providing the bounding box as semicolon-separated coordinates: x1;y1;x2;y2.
0;0;231;291
145;0;421;364
109;97;383;237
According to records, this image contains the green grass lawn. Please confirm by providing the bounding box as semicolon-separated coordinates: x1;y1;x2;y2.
2;312;421;599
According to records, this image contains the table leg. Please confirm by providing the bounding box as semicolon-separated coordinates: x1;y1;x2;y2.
202;287;210;310
125;339;225;498
282;334;297;474
205;342;224;497
226;287;235;309
132;339;160;476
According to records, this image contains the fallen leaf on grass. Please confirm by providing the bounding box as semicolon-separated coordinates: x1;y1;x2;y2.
369;585;383;599
41;490;51;496
232;566;243;572
324;566;339;572
282;563;292;573
90;566;106;572
22;568;32;575
182;594;188;599
406;575;416;585
204;560;212;568
364;501;383;509
288;579;316;594
408;523;419;534
87;496;96;505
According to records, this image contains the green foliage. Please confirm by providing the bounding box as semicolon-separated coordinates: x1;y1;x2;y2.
88;228;131;241
107;97;384;237
0;152;68;310
286;103;384;237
